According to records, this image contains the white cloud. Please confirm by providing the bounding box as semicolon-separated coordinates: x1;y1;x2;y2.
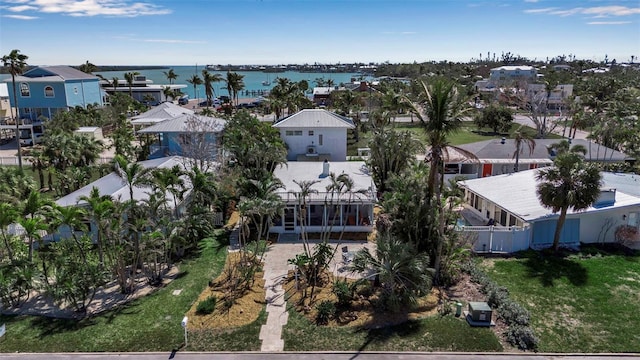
588;21;632;25
525;5;640;17
2;0;172;17
2;14;39;19
524;0;539;3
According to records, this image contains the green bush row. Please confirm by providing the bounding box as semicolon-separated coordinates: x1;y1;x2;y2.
463;261;539;350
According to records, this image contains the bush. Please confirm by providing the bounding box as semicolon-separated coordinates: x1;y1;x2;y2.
332;280;355;307
196;296;217;315
505;325;539;350
498;300;530;326
487;285;509;309
315;300;336;325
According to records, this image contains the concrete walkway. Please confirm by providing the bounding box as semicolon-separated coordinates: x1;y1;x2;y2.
257;239;375;352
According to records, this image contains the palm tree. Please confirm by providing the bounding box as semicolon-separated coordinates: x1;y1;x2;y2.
18;217;47;263
512;125;536;172
163;68;178;84
79;187;114;267
201;70;223;106
0;202;18;260
290;180;319;257
111;77;119;94
186;74;203;102
403;78;472;283
225;71;245;106
536;150;602;251
2;49;29;170
124;71;140;99
113;155;150;202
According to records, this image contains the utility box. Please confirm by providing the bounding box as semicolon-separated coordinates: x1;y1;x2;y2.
468;301;492;323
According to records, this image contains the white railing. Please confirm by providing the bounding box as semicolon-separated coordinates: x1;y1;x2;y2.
458;225;531;253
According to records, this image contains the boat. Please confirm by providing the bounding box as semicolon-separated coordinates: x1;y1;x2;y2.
262;73;270;86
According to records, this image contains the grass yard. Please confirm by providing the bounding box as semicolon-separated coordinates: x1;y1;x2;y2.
482;248;640;352
0;235;253;352
347;121;561;156
282;309;503;352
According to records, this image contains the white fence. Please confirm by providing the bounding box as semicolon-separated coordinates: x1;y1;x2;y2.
458;225;531;254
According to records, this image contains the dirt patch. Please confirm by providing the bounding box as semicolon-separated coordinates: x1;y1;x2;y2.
283;271;439;329
186;252;266;331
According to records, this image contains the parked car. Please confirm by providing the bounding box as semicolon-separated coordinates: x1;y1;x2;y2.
178;96;189;105
19;133;44;146
199;98;222;107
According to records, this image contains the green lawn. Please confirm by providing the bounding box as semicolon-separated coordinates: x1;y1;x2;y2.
482;248;640;352
347;121;561;156
0;235;253;352
283;310;503;352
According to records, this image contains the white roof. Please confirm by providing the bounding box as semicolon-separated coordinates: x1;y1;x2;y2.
131;102;194;126
273;109;355;129
459;169;640;222
273;161;376;203
56;156;201;207
137;114;226;133
491;65;536;72
76;126;100;132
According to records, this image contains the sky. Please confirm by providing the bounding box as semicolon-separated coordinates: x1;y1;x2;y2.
0;0;639;66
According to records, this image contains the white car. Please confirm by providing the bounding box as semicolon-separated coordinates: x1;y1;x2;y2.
19;133;44;146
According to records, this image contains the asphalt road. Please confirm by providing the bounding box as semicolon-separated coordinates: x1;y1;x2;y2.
0;352;638;360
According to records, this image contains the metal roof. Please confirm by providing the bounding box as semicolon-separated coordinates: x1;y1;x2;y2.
273;109;355;129
459;169;640;222
273;161;376;203
22;66;98;80
137;114;226;133
131;102;194;126
56;156;203;207
455;138;631;162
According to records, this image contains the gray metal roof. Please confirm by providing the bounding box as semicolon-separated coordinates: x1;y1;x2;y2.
137;114;226;134
56;156;202;207
273;161;376;203
459;169;640;222
273;109;355;129
23;66;98;80
454;138;631;162
131;102;194;126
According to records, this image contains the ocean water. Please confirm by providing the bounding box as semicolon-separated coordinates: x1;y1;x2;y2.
95;66;368;100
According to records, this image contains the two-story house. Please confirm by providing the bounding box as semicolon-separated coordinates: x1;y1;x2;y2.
273;109;355;162
1;66;104;144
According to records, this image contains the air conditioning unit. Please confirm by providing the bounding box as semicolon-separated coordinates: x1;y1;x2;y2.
306;145;318;156
468;301;492;323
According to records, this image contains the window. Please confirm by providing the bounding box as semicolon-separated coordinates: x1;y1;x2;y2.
318;134;323;145
20;83;30;97
44;86;54;97
73;86;79;95
285;130;302;136
508;215;516;227
308;130;314;136
500;210;507;226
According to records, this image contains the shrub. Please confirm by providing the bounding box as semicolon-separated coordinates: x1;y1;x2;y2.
196;296;217;315
487;285;509;309
498;300;530;326
505;325;539;350
315;300;336;325
333;280;358;307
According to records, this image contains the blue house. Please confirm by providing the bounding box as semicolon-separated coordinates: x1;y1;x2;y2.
137;113;226;160
3;65;103;122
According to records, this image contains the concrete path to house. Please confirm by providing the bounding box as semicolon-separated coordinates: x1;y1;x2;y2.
258;237;375;352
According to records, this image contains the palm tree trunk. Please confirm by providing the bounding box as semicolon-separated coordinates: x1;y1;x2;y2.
553;207;569;251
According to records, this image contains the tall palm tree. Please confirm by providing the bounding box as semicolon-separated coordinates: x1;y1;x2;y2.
163;68;178;84
124;71;140;99
79;187;114;267
201;70;223;106
225;71;245;106
111;77;119;94
536;150;602;251
186;74;202;102
403;78;472;283
2;49;29;170
18;217;47;263
512;125;536;172
0;202;18;260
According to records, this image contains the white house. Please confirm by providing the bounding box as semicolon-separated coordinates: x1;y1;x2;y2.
131;101;194;128
489;65;537;85
273;109;355;162
100;74;186;104
270;161;377;235
458;170;640;252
